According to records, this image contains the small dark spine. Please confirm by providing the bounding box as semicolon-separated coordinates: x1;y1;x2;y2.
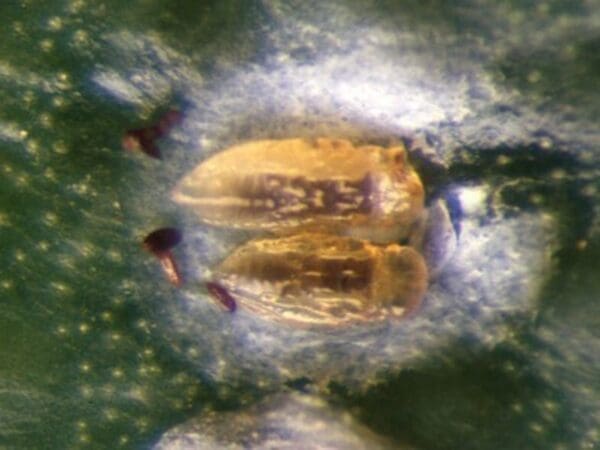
206;281;237;312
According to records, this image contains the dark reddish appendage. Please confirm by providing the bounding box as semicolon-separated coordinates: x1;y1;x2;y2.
123;109;183;159
143;227;183;286
205;281;237;312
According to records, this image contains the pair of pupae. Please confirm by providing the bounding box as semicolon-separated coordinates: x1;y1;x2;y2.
145;137;457;329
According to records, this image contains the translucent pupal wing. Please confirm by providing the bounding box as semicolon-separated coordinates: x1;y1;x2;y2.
172;138;425;242
209;233;428;329
409;198;458;279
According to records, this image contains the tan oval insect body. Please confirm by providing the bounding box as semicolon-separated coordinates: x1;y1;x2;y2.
173;138;425;243
212;233;428;329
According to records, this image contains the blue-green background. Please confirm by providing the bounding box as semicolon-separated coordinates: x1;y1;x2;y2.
1;1;599;449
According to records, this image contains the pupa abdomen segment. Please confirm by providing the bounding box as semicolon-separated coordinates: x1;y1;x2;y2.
212;232;428;329
172;138;425;243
